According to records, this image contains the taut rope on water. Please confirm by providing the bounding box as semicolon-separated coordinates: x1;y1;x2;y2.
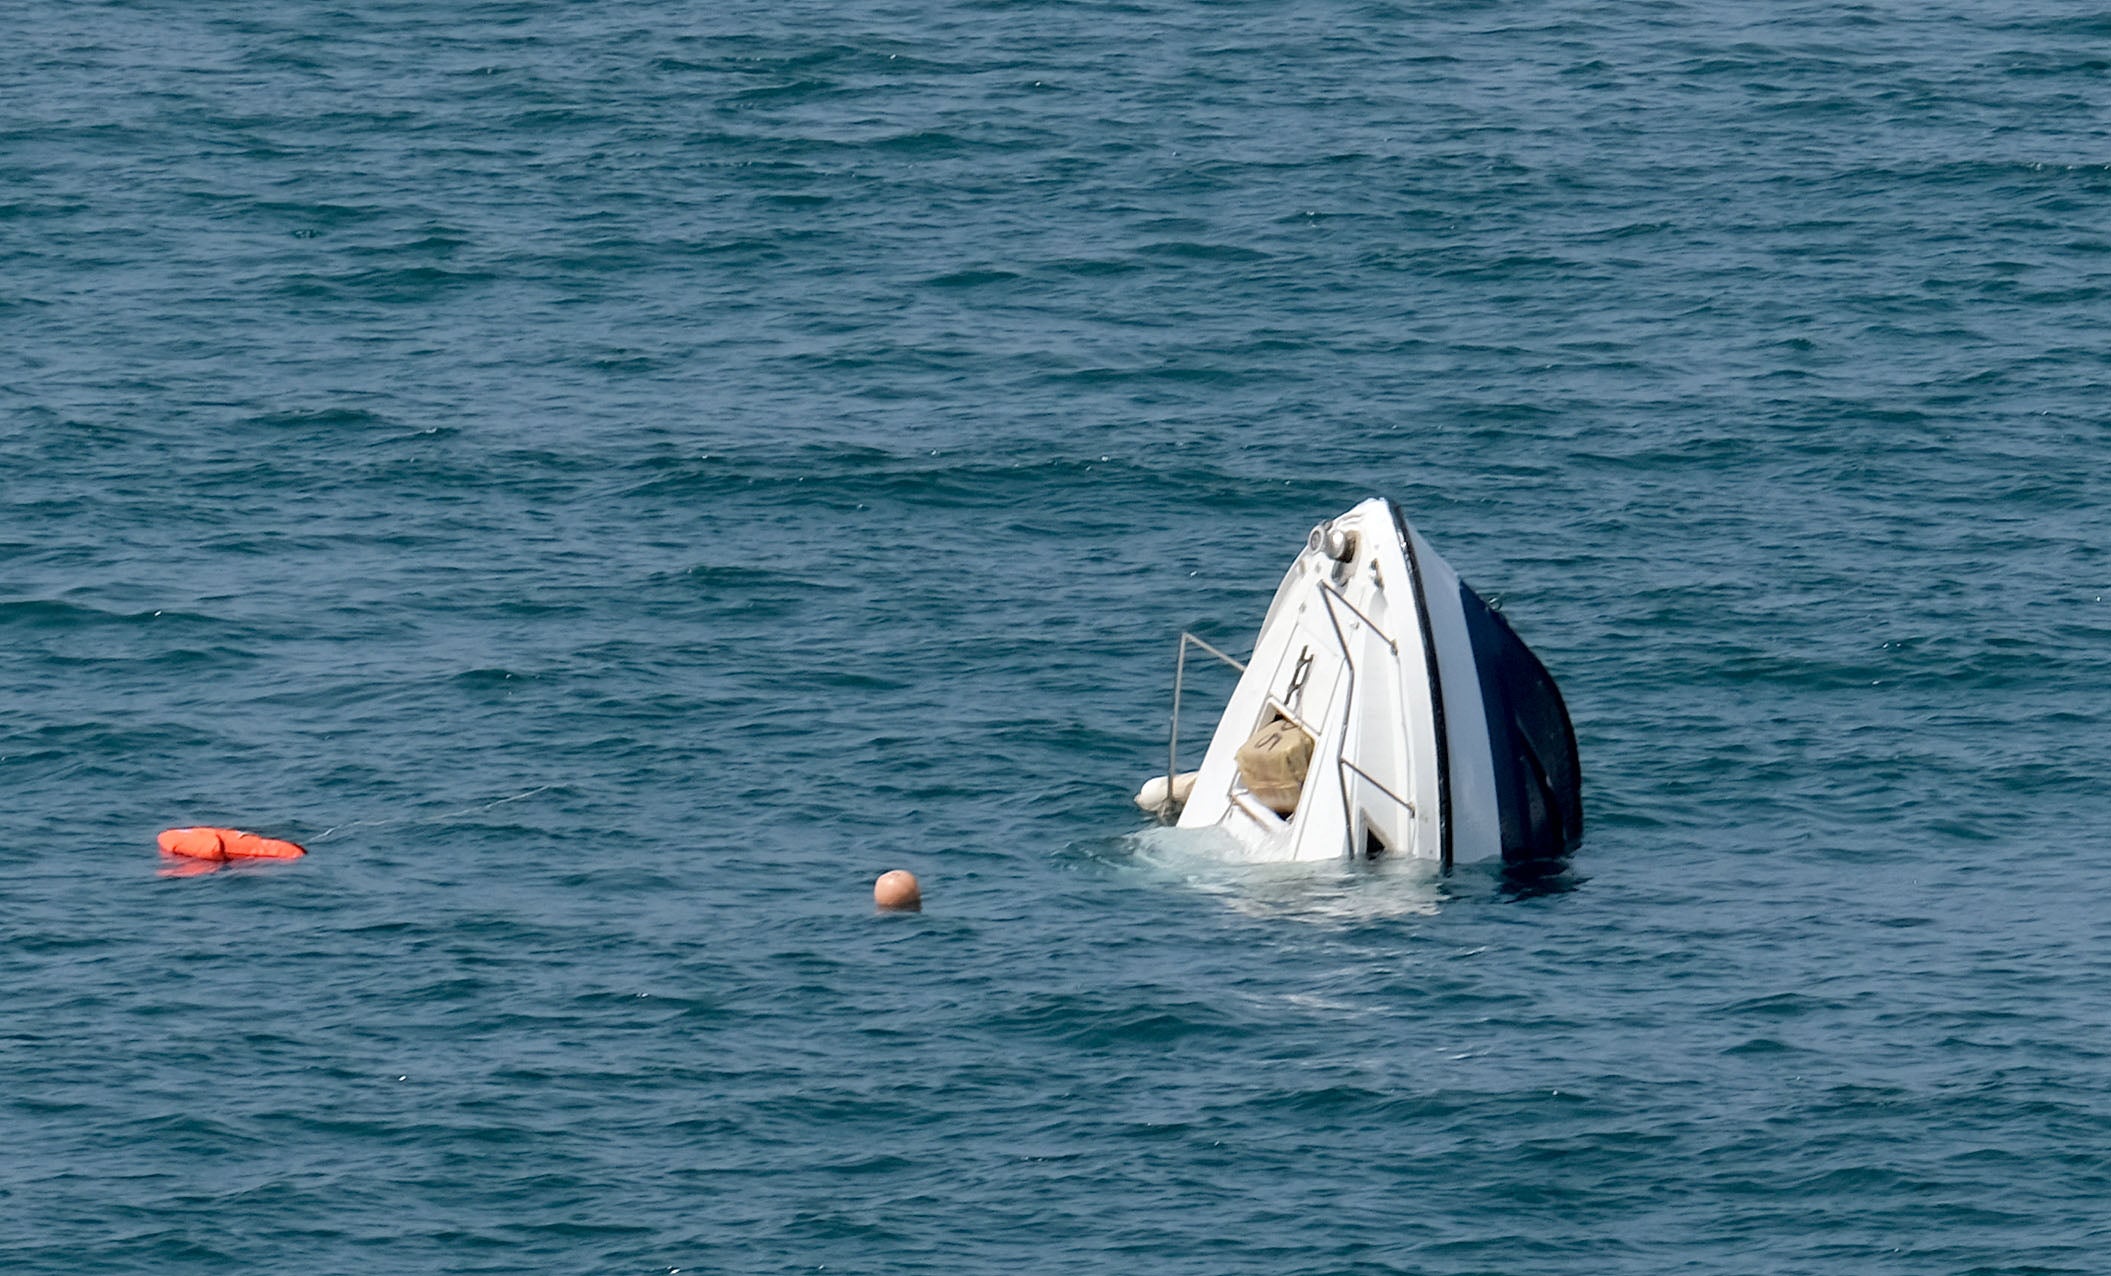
309;784;555;844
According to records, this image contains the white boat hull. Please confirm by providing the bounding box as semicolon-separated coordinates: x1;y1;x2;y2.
1173;499;1581;869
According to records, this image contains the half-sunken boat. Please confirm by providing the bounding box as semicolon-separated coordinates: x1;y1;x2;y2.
1142;498;1581;869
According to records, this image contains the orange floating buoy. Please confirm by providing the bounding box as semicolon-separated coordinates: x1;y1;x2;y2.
873;869;921;911
157;827;226;859
218;829;305;859
157;827;306;861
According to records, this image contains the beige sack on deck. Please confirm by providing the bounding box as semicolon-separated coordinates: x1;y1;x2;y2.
1236;717;1314;815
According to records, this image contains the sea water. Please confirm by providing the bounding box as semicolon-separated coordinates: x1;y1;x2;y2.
5;2;2110;1272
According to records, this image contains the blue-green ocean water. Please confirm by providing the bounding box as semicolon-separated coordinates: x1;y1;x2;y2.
6;2;2111;1271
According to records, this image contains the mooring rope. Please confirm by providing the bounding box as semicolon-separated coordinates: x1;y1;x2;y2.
309;784;554;844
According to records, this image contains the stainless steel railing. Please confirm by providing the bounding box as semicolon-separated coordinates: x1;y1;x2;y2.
1163;632;1247;816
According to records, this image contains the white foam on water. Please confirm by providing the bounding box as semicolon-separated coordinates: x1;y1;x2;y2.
1118;823;1444;923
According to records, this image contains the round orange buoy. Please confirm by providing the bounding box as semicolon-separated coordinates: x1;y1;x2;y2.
157;827;306;861
873;869;921;911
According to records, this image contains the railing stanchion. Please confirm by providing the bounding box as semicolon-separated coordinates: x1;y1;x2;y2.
1161;632;1248;821
1168;636;1188;808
